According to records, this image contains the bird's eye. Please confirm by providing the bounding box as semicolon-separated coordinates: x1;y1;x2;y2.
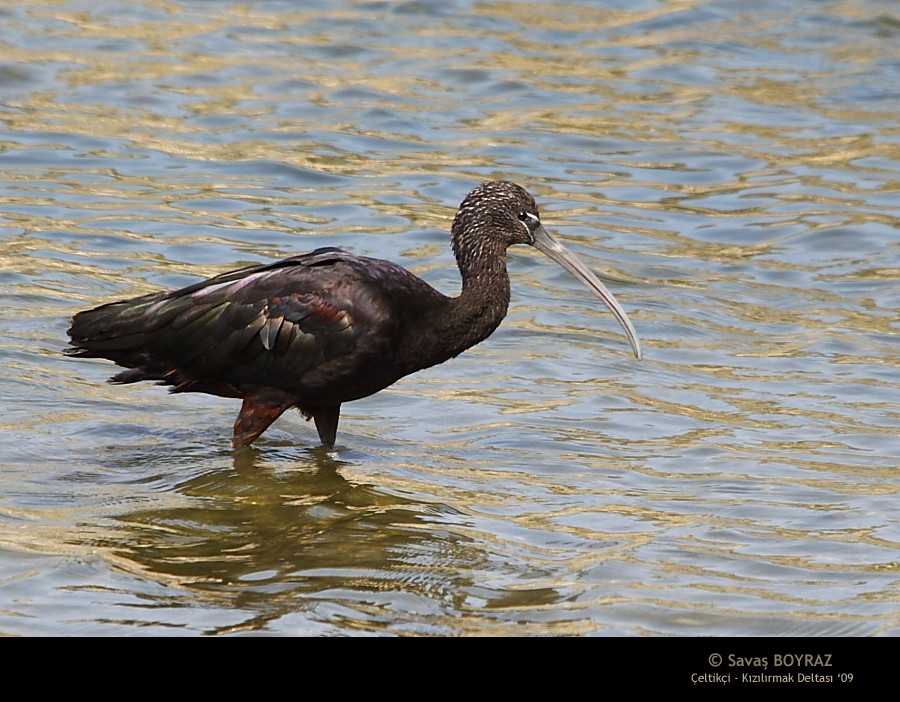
517;211;530;222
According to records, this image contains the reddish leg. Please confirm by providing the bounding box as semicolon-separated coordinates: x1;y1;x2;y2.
232;393;294;448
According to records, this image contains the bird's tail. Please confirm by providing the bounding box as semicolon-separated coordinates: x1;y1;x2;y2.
65;291;188;382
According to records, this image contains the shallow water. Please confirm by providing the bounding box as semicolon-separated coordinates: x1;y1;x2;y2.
0;0;898;636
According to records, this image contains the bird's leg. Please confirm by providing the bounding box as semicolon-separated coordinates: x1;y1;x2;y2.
312;405;341;449
232;391;295;448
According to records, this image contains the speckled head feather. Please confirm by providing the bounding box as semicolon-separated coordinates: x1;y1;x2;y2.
451;181;541;271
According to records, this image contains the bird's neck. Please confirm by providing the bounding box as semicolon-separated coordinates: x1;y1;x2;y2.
451;248;512;349
401;246;511;374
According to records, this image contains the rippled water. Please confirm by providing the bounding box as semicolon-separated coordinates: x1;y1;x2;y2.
1;0;898;636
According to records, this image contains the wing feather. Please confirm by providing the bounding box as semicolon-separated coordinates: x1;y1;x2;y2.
65;249;414;401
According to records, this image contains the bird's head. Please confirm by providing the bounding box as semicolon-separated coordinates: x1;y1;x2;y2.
451;180;642;360
452;180;539;252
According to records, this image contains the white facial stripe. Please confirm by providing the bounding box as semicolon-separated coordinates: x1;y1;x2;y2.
519;212;540;240
518;219;532;238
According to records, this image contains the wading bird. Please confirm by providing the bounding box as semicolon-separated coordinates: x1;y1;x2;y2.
66;181;641;448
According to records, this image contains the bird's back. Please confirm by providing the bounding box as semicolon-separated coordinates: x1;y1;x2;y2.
66;247;447;404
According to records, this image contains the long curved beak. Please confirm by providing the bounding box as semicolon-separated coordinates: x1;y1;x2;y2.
531;224;642;360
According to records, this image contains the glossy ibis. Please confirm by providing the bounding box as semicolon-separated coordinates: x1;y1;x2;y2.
66;181;641;449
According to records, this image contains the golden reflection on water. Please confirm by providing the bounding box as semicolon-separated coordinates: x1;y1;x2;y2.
0;0;897;635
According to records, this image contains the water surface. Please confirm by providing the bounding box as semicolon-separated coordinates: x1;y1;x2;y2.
0;0;898;636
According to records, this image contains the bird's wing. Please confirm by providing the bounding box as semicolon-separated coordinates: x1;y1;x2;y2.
67;249;411;398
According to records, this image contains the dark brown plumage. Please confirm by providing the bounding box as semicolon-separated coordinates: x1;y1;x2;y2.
66;181;641;448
